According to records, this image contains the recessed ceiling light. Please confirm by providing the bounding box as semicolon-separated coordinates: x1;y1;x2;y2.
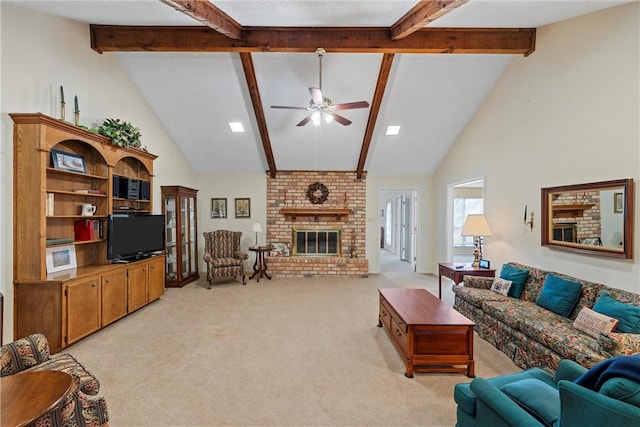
385;125;401;136
228;122;245;133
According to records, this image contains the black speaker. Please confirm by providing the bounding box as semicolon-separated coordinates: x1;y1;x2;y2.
140;181;150;201
127;179;140;199
112;175;121;198
118;177;129;199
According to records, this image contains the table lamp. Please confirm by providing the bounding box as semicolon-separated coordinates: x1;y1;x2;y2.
461;214;493;267
252;222;263;247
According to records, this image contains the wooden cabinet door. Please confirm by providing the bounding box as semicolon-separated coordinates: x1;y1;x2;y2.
128;263;148;312
65;277;101;345
101;269;128;326
148;257;165;302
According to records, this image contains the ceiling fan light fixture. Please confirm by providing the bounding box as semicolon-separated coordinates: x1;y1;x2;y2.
228;121;245;133
311;111;321;126
386;125;401;136
323;113;334;124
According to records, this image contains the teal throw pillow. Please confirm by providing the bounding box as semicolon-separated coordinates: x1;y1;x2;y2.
600;378;640;408
593;293;640;333
500;378;560;427
500;264;529;298
535;274;582;318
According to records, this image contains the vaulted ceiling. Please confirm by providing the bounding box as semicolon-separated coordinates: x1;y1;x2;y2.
9;1;632;177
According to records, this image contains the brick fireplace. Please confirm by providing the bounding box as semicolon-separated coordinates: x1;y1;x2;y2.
266;171;368;278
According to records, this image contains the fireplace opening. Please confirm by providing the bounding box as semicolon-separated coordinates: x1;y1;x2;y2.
292;227;341;256
553;223;577;242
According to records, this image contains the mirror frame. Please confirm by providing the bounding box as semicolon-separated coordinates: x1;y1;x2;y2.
541;178;634;259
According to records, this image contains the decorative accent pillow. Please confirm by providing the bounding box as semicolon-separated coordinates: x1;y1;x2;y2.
600;378;640;407
573;307;619;338
593;293;640;334
500;378;560;427
535;274;582;318
490;277;512;296
500;264;529;298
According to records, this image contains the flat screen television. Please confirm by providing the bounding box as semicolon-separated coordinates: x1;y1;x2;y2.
107;214;165;261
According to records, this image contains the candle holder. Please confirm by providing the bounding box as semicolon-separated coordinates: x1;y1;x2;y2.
60;102;66;121
74;111;80;126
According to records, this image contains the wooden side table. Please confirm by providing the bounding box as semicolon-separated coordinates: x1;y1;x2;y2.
1;370;74;427
438;262;496;300
249;246;272;282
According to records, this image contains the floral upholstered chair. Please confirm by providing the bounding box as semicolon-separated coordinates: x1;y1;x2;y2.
1;333;109;426
203;230;249;289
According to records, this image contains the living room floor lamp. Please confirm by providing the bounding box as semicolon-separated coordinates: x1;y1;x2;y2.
461;214;493;267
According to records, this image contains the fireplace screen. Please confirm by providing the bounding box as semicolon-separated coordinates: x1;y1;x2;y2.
292;227;341;256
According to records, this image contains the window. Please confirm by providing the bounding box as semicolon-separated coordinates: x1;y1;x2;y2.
453;198;484;246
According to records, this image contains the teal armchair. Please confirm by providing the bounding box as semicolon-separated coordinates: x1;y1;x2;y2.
455;357;640;427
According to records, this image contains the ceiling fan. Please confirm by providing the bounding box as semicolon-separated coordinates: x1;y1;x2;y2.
271;48;370;127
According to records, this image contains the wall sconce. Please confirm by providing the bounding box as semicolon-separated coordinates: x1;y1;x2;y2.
524;205;534;231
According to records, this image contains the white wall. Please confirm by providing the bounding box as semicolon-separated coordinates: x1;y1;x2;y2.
193;172;267;272
433;3;640;292
0;4;198;341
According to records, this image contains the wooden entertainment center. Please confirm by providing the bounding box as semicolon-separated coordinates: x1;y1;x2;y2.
11;113;165;352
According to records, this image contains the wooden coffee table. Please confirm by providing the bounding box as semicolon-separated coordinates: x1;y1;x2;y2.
1;370;74;427
378;288;475;378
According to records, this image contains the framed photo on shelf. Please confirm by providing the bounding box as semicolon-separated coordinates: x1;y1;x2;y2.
270;243;289;257
45;245;77;274
51;149;87;173
235;198;251;218
211;198;227;218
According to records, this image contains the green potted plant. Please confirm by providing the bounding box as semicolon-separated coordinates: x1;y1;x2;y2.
94;118;143;150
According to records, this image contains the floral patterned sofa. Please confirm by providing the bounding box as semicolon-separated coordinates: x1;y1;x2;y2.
453;262;640;372
1;333;108;426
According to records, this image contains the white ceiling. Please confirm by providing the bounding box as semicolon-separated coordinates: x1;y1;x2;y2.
9;0;632;175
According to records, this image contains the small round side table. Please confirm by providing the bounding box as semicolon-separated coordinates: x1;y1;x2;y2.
249;246;272;282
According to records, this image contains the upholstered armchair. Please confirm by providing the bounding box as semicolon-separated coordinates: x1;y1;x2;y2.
203;230;249;289
1;333;109;426
454;356;640;427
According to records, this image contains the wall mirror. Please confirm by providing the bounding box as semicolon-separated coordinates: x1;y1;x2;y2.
541;178;634;259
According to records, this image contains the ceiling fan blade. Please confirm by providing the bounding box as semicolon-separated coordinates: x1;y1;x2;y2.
271;105;308;110
333;101;370;111
331;113;352;126
309;87;323;105
296;114;313;126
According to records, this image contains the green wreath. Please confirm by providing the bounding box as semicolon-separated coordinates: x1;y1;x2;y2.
306;182;329;204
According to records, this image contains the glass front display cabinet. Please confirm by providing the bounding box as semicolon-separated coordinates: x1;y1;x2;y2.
161;186;199;287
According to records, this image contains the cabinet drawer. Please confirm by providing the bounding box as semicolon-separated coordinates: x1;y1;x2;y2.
391;318;409;355
379;300;392;329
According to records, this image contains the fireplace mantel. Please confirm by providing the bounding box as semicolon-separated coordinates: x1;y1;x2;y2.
280;208;352;222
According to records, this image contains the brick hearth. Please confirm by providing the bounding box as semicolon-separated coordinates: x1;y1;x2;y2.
266;171;368;278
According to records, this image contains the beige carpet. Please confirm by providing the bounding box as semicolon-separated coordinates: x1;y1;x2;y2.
66;268;520;426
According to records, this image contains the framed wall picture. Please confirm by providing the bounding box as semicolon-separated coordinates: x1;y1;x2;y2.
45;245;77;273
51;149;87;174
614;192;623;213
211;198;227;218
235;198;250;218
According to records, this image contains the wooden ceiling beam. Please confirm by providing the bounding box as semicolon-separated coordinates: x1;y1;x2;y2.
239;52;277;178
391;0;468;40
158;0;242;39
357;53;395;179
90;25;536;55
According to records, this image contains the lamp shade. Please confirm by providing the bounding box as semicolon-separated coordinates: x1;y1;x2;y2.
252;222;263;233
461;214;493;237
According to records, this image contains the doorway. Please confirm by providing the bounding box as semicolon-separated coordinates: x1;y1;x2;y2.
379;189;418;272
